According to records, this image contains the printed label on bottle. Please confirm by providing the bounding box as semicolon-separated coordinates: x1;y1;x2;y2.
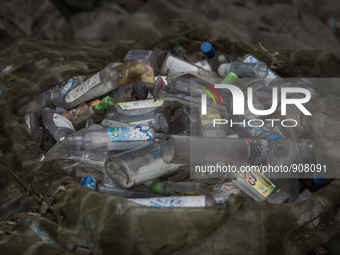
194;60;212;71
107;126;152;141
61;79;75;97
162;55;198;74
200;108;221;129
128;195;206;207
53;113;75;130
65;73;100;103
2;184;21;204
242;55;278;79
238;165;275;197
118;99;164;110
213;182;236;191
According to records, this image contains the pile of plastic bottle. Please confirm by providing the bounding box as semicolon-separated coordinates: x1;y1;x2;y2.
15;41;327;223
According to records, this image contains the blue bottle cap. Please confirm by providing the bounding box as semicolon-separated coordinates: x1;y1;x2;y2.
311;172;325;189
265;134;283;141
200;42;216;59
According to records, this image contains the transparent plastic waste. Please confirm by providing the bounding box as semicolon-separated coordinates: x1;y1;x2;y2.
97;184;154;198
66;96;114;128
107;81;148;103
67;125;153;151
218;62;268;78
123;49;158;75
104;99;175;121
161;135;269;165
232;164;289;204
111;113;169;134
18;78;76;118
105;141;182;188
211;189;242;204
64;68;121;109
160;54;207;76
42;108;75;142
150;181;211;196
128;195;216;207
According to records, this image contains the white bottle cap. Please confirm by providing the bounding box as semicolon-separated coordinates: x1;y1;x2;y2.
218;63;231;78
218;55;226;63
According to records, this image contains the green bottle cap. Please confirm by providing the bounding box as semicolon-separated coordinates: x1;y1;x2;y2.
150;182;163;194
222;72;238;84
95;96;115;115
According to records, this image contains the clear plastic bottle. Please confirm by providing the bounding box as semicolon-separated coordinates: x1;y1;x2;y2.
97;184;154;198
105;141;182;188
42;108;75;142
18;78;76;118
107;81;149;103
64;68;121;109
160;54;206;75
104;99;175;121
168;106;199;135
67;125;153;151
123;49;158;74
218;62;268;78
160;135;270;166
150;181;211;196
63;96;115;128
232;163;289;204
128;195;216;207
111;113;169;134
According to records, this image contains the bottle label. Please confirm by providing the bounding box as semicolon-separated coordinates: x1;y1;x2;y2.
200;108;221;129
61;79;75;97
242;55;278;79
53;113;75;130
118;99;164;110
107;126;152;141
128;195;206;207
238;165;275;197
141;64;154;84
65;73;100;103
194;60;212;71
162;55;198;75
212;182;236;191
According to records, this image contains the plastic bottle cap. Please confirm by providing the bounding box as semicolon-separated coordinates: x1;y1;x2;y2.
312;172;325;189
91;99;100;106
218;63;231;77
150;182;162;194
200;42;216;59
95;96;115;115
218;55;226;63
226;72;238;79
265;134;283;141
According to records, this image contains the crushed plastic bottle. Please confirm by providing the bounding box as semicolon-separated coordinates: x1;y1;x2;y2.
105;141;182;188
107;81;149;103
218;62;268;78
64;68;121;109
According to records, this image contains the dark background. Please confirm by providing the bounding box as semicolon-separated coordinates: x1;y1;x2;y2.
1;0;340;53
